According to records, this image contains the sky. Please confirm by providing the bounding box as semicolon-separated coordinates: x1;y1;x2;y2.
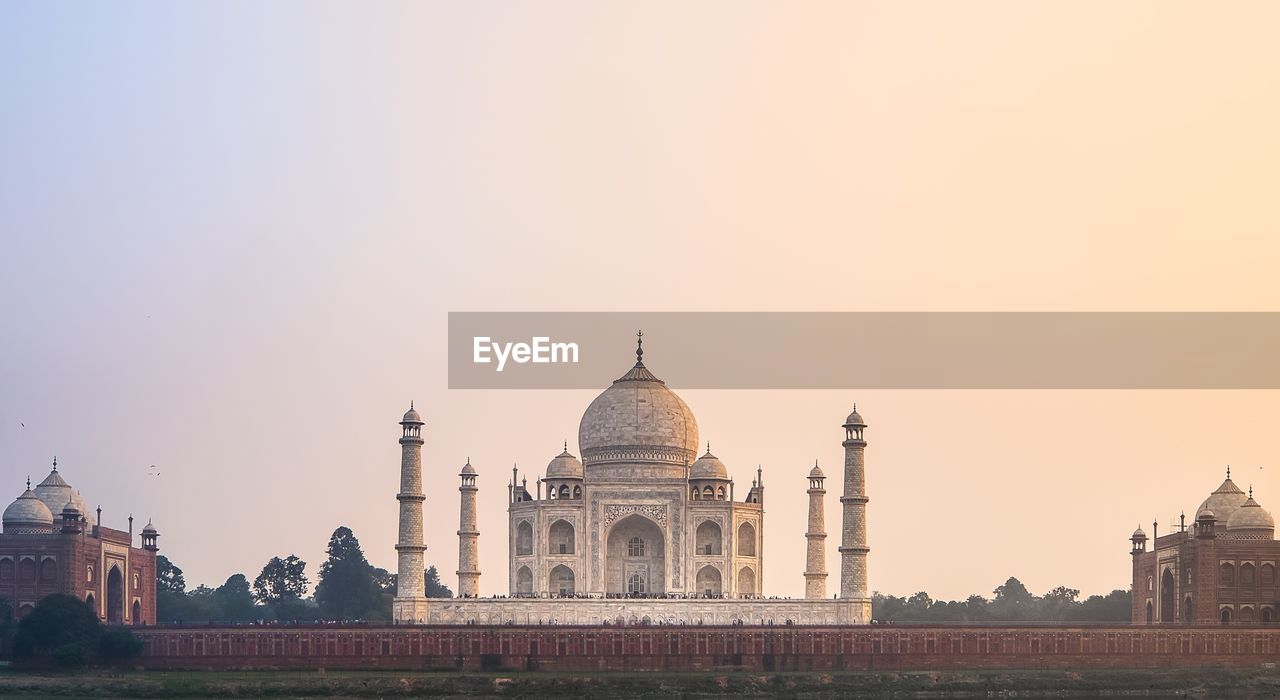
2;1;1279;601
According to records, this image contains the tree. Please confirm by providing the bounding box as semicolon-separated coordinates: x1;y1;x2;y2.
315;527;383;621
253;555;309;603
1042;585;1081;621
11;594;101;665
156;555;186;594
214;574;257;622
425;565;453;598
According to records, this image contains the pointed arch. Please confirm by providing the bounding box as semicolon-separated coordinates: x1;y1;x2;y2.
516;521;533;556
737;522;757;556
696;520;722;555
696;565;722;596
737;566;756;596
549;519;575;555
549;565;575;596
515;566;533;595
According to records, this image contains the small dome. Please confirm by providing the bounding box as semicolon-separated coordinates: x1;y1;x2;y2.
460;460;477;476
3;488;54;533
690;448;730;481
142;519;158;534
1227;496;1275;533
401;405;424;424
844;404;866;427
809;463;825;478
1131;526;1147;539
546;448;583;479
60;496;81;516
1198;508;1217;521
1196;474;1248;522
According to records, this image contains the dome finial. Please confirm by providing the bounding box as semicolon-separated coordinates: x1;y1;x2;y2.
636;329;644;365
564;440;568;452
706;441;711;453
52;456;57;471
1250;484;1254;498
26;475;31;490
1227;465;1232;479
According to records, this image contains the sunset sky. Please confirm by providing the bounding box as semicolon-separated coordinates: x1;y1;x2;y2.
3;2;1279;601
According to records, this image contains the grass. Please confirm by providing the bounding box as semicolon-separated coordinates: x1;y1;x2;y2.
0;667;1278;698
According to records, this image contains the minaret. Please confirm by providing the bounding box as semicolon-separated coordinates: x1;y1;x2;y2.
457;459;480;598
804;460;828;599
838;404;869;600
394;404;427;607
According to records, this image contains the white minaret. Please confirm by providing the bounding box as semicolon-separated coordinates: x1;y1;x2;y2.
838;404;869;600
804;460;828;599
393;404;427;621
457;459;480;598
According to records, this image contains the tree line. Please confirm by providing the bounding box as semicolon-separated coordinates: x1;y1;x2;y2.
157;525;453;623
872;577;1130;623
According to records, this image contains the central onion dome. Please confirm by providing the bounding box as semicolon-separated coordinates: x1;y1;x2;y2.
4;484;54;534
1197;472;1248;521
578;334;699;477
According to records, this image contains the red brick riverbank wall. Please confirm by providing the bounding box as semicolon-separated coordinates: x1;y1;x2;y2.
131;625;1280;671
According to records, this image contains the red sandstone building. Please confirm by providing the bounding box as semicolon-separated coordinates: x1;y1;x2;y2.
0;459;159;624
1131;469;1279;625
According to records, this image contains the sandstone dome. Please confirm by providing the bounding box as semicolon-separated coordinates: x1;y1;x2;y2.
578;356;699;472
1197;475;1248;522
546;448;584;479
3;488;54;533
690;448;730;481
402;405;423;424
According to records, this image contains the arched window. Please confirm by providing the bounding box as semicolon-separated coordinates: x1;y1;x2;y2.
737;567;756;597
0;559;13;582
1240;606;1256;623
702;486;713;499
1242;563;1256;585
558;485;570;499
549;519;575;555
716;486;725;500
1264;607;1274;624
627;572;646;596
628;537;645;557
691;488;700;500
516;521;533;556
1221;607;1233;624
737;522;757;556
39;558;56;583
131;600;142;625
18;558;35;581
1184;595;1194;622
1145;601;1152;623
696;520;722;555
1263;563;1276;586
515;566;533;595
696;565;722;596
548;485;557;500
549;565;575;596
1220;562;1236;586
572;485;581;499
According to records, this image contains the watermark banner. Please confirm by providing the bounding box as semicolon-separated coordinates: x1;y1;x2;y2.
447;312;1280;389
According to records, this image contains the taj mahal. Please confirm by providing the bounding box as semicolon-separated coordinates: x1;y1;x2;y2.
392;335;872;625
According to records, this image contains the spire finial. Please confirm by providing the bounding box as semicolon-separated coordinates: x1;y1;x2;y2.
410;400;414;410
564;440;568;452
706;441;711;454
26;475;31;490
1250;485;1254;498
52;455;57;471
815;458;819;468
1227;465;1231;479
636;330;644;364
